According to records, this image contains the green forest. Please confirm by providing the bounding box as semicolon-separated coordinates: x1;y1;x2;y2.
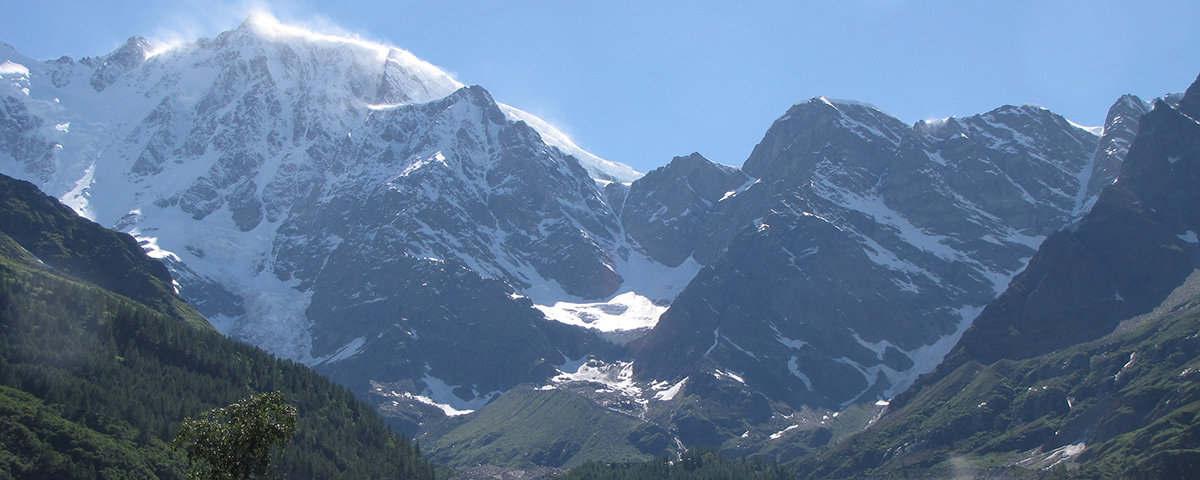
0;230;435;478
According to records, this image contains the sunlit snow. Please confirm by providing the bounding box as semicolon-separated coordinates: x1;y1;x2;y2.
0;61;29;76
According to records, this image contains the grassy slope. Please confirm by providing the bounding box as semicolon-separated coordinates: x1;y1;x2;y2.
794;273;1200;479
427;385;664;469
558;448;795;480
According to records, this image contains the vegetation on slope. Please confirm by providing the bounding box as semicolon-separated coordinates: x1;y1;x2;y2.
793;273;1200;479
427;385;671;469
557;448;794;480
0;174;206;329
0;176;438;479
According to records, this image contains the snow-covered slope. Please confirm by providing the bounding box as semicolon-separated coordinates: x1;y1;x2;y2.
0;15;673;413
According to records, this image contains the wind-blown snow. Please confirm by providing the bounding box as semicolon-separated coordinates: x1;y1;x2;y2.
501;105;641;183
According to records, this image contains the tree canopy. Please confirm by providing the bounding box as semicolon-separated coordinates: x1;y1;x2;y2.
172;391;297;480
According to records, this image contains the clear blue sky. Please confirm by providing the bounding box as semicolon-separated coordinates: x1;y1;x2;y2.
4;0;1199;174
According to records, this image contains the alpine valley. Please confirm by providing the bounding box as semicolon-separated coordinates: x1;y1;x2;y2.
3;14;1199;478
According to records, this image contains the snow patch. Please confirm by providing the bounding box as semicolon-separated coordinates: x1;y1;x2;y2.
422;370;502;415
536;292;666;333
769;424;800;440
815;182;961;262
555;353;590;374
892;305;983;395
314;337;366;364
410;393;475;417
704;328;720;356
719;177;759;202
529;256;703;343
59;162;96;220
0;61;29;76
836;305;984;404
714;370;746;384
552;359;644;401
851;331;900;361
771;324;808;350
720;332;758;359
787;356;813;391
652;377;688;401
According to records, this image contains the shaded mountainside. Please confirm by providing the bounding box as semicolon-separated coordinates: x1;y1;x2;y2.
634;97;1111;412
0;176;435;479
956;74;1200;364
0;174;206;329
793;74;1200;479
795;270;1200;479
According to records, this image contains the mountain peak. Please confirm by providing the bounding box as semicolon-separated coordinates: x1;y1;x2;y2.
234;12;362;46
82;36;152;91
1176;72;1200;119
816;96;884;112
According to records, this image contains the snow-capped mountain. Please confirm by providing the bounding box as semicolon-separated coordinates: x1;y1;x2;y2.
0;15;669;411
0;14;1152;459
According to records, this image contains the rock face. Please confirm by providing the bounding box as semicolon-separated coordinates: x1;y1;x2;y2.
0;15;1155;461
617;152;751;268
955;74;1200;364
633;97;1110;412
1082;94;1152;204
797;73;1200;480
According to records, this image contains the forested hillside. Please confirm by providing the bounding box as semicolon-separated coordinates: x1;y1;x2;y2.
0;173;435;479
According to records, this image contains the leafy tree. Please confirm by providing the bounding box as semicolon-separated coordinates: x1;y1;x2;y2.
171;391;297;480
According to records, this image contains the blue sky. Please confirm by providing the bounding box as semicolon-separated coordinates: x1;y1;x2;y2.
4;1;1199;174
